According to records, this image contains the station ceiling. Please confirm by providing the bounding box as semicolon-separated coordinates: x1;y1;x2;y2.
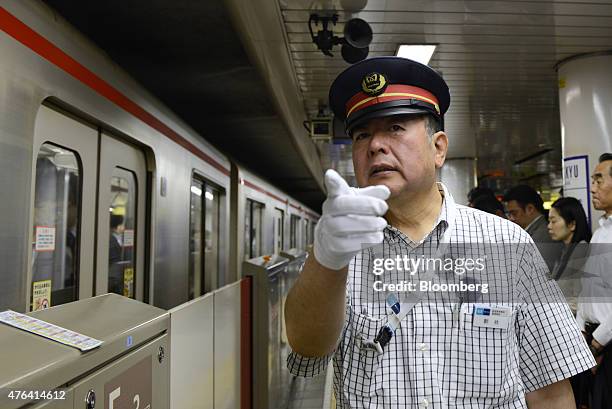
279;0;612;199
43;0;612;207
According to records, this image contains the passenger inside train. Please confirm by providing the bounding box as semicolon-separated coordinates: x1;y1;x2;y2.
1;1;612;408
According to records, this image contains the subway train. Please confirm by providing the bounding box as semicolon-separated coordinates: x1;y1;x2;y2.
0;1;319;313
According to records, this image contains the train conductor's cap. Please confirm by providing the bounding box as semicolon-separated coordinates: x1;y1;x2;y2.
329;56;450;135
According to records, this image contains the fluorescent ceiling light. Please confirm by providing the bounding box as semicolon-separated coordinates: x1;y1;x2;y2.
396;45;437;65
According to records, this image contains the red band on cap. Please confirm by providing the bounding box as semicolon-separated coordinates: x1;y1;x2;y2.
346;85;440;117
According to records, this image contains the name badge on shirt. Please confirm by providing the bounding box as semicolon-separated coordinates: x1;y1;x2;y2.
473;304;512;330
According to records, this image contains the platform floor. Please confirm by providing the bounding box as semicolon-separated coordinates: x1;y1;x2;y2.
287;372;328;409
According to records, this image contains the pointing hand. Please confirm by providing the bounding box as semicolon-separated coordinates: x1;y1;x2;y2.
313;169;390;270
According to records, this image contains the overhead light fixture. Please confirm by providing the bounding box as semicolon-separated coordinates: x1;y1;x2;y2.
190;186;202;197
395;44;437;65
309;14;373;63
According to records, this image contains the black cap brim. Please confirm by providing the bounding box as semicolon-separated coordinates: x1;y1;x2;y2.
346;106;430;135
346;100;440;135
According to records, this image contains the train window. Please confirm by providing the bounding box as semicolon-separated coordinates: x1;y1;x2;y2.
290;214;300;249
310;220;316;245
204;186;220;288
189;179;203;299
188;177;220;299
31;143;81;310
303;219;309;250
274;208;284;254
245;199;264;259
107;168;137;298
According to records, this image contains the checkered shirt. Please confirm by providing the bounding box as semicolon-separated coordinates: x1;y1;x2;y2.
288;183;595;408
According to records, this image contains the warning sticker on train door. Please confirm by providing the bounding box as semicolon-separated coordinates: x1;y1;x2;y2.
123;229;134;247
123;267;134;298
104;356;152;409
32;280;52;311
35;226;56;251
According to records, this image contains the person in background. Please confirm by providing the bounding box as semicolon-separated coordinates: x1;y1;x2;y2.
472;194;506;218
548;197;591;408
108;214;124;295
467;186;496;207
576;153;612;409
504;184;560;270
547;197;591;309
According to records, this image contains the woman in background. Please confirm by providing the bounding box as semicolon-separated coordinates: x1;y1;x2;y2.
548;197;592;409
548;197;591;286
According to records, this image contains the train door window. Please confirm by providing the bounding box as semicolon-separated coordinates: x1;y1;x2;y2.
245;199;264;259
189;180;203;299
30;143;81;310
244;202;250;259
30;106;98;312
290;215;300;249
108;169;137;298
97;134;147;301
204;186;220;288
303;219;309;250
310;221;316;245
274;208;284;254
189;178;220;299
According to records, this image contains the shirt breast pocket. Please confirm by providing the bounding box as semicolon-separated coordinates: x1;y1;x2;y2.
448;304;519;399
340;306;386;397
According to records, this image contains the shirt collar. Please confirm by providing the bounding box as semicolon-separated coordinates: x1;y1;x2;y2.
599;213;612;228
385;181;456;244
525;214;544;232
436;181;456;234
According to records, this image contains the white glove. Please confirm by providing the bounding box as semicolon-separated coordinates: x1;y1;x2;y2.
313;169;390;270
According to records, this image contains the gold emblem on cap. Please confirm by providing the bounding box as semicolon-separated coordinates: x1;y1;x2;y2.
361;72;387;96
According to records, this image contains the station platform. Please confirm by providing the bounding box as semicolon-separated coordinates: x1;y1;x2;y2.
288;371;331;409
0;250;334;409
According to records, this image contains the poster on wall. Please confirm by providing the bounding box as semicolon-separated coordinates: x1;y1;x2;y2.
563;155;592;226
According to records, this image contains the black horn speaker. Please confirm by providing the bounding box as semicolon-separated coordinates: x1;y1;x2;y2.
343;18;372;49
341;43;370;64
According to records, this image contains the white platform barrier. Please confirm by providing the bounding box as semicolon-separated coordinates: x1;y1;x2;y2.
322;363;335;409
169;281;243;409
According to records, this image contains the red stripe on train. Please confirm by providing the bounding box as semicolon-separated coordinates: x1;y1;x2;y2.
0;7;230;176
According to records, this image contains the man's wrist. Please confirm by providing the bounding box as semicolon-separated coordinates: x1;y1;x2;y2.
590;339;604;356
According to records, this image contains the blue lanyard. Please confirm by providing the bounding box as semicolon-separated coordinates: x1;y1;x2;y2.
364;222;456;353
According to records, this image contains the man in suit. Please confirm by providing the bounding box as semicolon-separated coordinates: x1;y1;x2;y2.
504;184;560;270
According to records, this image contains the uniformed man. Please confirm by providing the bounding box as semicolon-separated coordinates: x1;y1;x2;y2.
285;57;594;408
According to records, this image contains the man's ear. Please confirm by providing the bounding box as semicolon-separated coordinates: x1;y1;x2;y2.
432;131;448;169
525;203;536;216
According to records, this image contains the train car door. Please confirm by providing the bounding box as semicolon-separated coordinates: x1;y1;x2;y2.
29;106;98;310
96;133;147;301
